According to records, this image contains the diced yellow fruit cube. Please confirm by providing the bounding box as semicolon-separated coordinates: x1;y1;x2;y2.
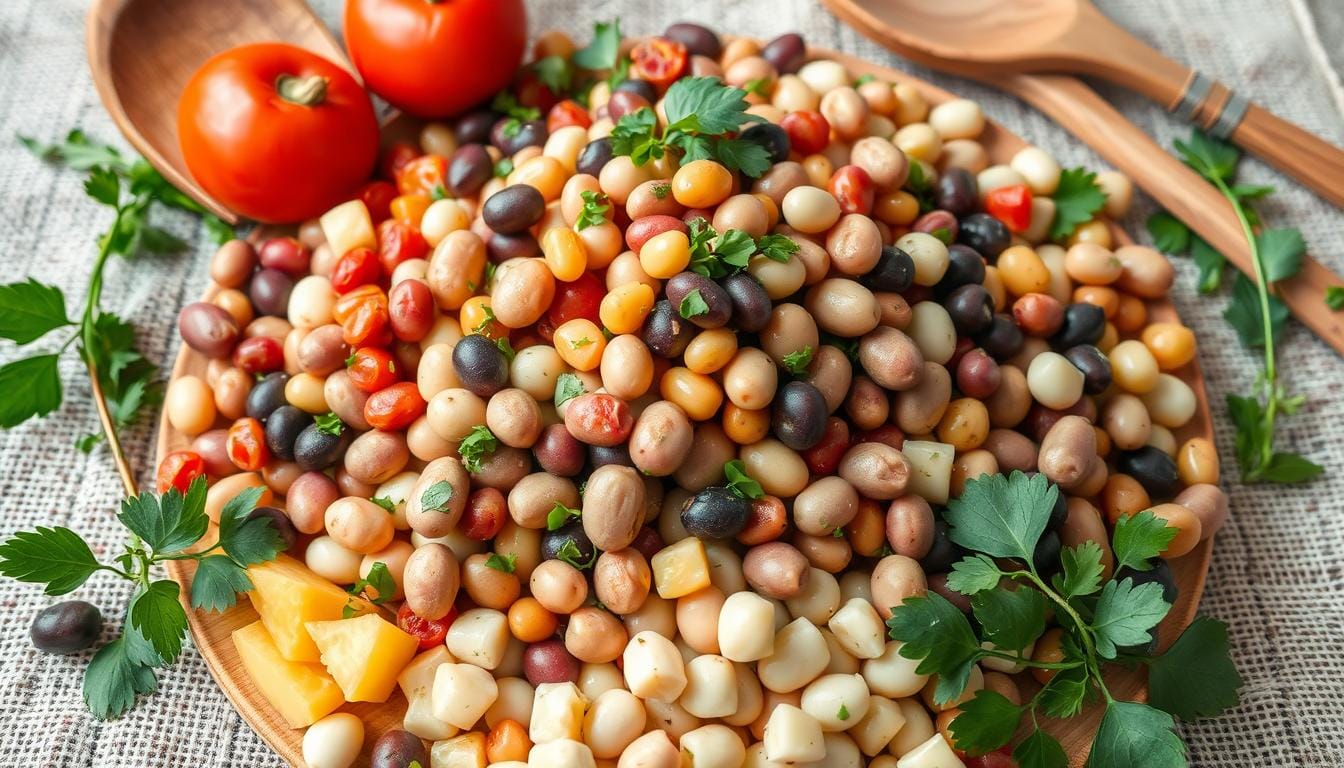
306;613;419;702
430;731;487;768
650;536;711;598
231;621;343;729
247;554;372;663
320;199;376;257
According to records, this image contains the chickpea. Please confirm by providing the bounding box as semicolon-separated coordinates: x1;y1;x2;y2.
324;497;395;554
508;597;558;643
530;559;589;614
462;552;522;610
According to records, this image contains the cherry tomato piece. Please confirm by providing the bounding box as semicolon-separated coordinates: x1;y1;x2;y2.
547;272;606;327
389;279;436;343
396;155;449;198
331;247;383;294
227;418;270;471
347;347;400;393
398;603;456;650
828;165;876;215
257;237;311;275
343;300;393;347
232;336;285;374
547;99;593;133
781;110;831;156
156;451;206;494
381;142;420;181
360;180;398;223
459;487;508;540
984;184;1033;234
802;417;852;475
365;382;427;431
630;38;689;89
377;219;430;275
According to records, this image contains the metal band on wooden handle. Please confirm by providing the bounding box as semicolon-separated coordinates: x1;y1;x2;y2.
1169;70;1249;139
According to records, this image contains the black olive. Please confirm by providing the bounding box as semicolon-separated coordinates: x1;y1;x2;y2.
760;32;807;74
246;372;290;422
455;109;499;145
935;244;986;293
1046;490;1069;532
371;728;430;768
935;168;978;217
742;123;791;165
293;423;349;471
542;520;598;563
246;506;299;552
448;144;493;197
860;245;916;292
680;486;751;539
588;443;634;469
920;520;958;572
944;284;994;335
1053;303;1106;348
663;22;723;59
664;272;732;329
30;600;102;654
482;184;546;235
452;333;509;397
1064;344;1112;394
576;138;614;178
641;300;693;358
1033;530;1062;573
248;268;293;317
957;213;1010;259
976;313;1024;360
613;78;658;103
722;273;773;333
771;381;828;450
1118;447;1182;500
488;231;541;263
263;405;308;461
1116;558;1178;604
491;118;546;155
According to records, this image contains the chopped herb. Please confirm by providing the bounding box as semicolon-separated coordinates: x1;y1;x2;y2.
420;481;455;514
369;496;397;513
609;77;771;177
724;460;764;500
531;55;573;95
314;412;344;436
651;182;671;200
429;184;447;201
756;233;800;262
1048;167;1107;240
930;227;952;244
573;19;630;88
678;289;711;319
837;703;850;720
485;553;518;574
546;502;581;531
491;91;541;122
458;425;499;473
554;372;585;407
743;77;772;97
473;304;497;335
494;158;514;178
496;336;516;362
854;74;877;86
570;336;595;349
576;189;611;230
904;161;936;213
345;351;357;367
1327;286;1344;311
343;561;395;617
556;539;596;570
782;346;814;375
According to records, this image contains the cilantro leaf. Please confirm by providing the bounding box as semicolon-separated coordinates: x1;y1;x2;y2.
946;554;1003;596
547;502;581;531
1090;578;1171;659
972;586;1047;653
609;109;664;166
948;690;1022;756
556;539;596;570
0;279;71;344
886;592;980;705
1190;236;1225;294
756;233;799;262
724;460;764;500
1014;729;1069;768
0;525;101;595
83;635;158;720
678;289;710;319
117;475;209;555
782;346;813;375
1146;616;1242;721
0;354;62;428
458;425;499;473
421;481;455;513
1224;273;1289;348
1257;227;1306;283
129;580;187;664
216;486;281;566
485;553;518;573
1145;212;1189;254
1111;510;1177;573
555;372;585;407
945;471;1056;562
576;190;611;230
573;19;622;71
1086;701;1187;768
1174;131;1239;182
1053;541;1105;599
190;555;253;613
904;161;936;213
1049;168;1107;240
314;412;344;436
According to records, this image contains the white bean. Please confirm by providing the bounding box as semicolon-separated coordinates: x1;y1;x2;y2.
578;662;626;701
725;662;765;727
895;733;964;768
301;713;363;768
718;591;776;663
764;704;826;762
850;696;908;756
584;688;645;759
1009;146;1062;196
484;676;534;729
822;628;862;675
863;642;929;698
928;98;984;139
679;654;738;719
623;630;688;702
529;682;588;743
304;535;362;584
976;163;1027;198
680;724;748;768
828;598;887;659
431;663;498;730
894;233;949;287
888;698;936;758
528;739;597;768
905;302;957;365
786;568;842;625
801;673;871;732
900;440;954;506
1141;373;1197;428
1027;351;1085;410
445;608;509;669
287;275;336;329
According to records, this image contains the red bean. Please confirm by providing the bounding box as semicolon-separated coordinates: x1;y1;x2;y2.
389;278;435;342
257;237;310;275
232;336;284;374
459;487;507;540
179;302;240;359
522;638;580;686
532;423;586;476
956;348;1002;399
625;215;689;255
802;417;852;475
1012;293;1064;337
563;393;633;447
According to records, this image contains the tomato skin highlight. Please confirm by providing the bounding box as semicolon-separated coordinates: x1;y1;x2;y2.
156;451;206;494
177;43;379;223
984;184;1034;233
397;603;455;650
781;110;831;155
631;38;689;89
344;0;527;119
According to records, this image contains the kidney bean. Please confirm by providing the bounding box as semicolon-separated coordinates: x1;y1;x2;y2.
576;138;614;178
448;144;493;196
179;302;241;358
802;417;851;475
1065;344;1112;394
248;268;294;317
532;423;585;476
452;334;509;397
564;393;633;447
664;22;722;58
722;273;773;333
743;541;810;599
956;348;1001;399
1052;302;1106;348
491;118;546;156
771;380;828;450
761;32;806;74
664;272;732;329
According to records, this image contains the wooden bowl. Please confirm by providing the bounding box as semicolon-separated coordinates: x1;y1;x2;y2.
156;47;1213;768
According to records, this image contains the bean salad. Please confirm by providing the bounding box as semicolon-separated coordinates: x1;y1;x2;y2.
160;22;1228;768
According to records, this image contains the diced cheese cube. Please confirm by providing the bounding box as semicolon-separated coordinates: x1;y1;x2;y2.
231;621;343;729
431;663;499;730
320;199;376;258
305;613;419;702
529;682;588;744
248;554;372;662
528;739;596;768
896;733;966;768
444;608;509;669
398;647;458;741
430;731;487;768
764;703;825;763
902;440;954;505
623;630;688;702
651;537;711;599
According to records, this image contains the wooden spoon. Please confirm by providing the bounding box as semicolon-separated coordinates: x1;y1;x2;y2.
86;0;352;224
822;0;1344;209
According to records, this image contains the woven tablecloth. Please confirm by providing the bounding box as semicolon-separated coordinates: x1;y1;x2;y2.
1;0;1341;765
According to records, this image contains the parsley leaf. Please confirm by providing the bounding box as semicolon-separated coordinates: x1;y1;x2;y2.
576;190;611;230
610;78;766;175
494;158;514;178
129;580;187;665
1038;665;1091;719
573;19;623;72
679;289;710;319
1224;273;1289;348
708;136;772;178
946;554;1003;596
1090;578;1171;659
886;592;981;705
458;425;499;473
1087;702;1187;768
485;553;518;574
1053;541;1105;599
531;56;573;95
216;486;280;567
972;586;1047;653
610;109;664;166
314;412;344;436
945;471;1055;562
724;460;764;500
420;481;455;514
1326;286;1344;310
0;354;62;428
1146;616;1242;721
344;562;395;616
1049;168;1107;239
904;161;936;213
554;372;585;407
496;336;516;362
949;690;1022;756
1110;510;1177;573
1145;212;1190;254
1014;729;1069;768
1190;236;1225;294
370;496;397;513
781;346;813;375
0;279;71;344
664;76;755;134
1174;130;1239;181
756;233;800;262
1257;227;1306;283
556;539;596;570
117;475;209;555
190;555;253;613
0;525;101;595
1258;451;1324;483
83;635;158;720
547;502;581;531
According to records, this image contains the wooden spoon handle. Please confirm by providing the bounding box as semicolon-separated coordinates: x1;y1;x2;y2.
998;73;1344;357
1231;103;1344;209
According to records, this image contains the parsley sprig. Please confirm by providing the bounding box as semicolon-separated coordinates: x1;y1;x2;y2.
343;561;395;618
1048;167;1107;240
685;218;799;278
576;190;611;230
0;477;281;719
458;425;500;473
609;77;772;177
886;472;1241;767
1144;130;1321;484
572;20;630;91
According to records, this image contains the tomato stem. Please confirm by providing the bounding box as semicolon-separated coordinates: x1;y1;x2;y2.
275;74;329;107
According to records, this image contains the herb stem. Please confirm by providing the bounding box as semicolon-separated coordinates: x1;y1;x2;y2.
978;648;1082;671
1021;568;1113;700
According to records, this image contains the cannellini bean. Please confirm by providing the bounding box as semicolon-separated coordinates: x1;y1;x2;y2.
679;654;738;718
726;662;766;727
758;618;831;693
763;704;826;762
1141;373;1198;428
895;733;965;768
1027;351;1085;410
617;731;681;768
822;627;862;676
528;739;597;768
850;696;908;756
801;673;871;732
484;677;535;729
431;663;498;730
584;689;646;759
301;713;363;768
623;630;688;702
828;598;887;659
863;642;929;698
785;567;842;625
889;698;937;757
680;724;747;768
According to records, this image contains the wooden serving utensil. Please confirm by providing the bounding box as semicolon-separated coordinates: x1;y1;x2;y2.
86;0;353;224
822;0;1344;209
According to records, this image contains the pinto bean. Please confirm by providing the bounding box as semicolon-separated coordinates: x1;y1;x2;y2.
582;465;647;552
838;442;912;500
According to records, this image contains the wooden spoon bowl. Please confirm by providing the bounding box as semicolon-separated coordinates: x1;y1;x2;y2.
150;46;1213;767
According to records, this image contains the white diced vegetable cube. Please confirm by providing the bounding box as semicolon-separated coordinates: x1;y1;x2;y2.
529;682;588;743
431;663;498;730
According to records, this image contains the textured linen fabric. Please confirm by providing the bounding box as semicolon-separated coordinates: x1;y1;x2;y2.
0;0;1341;765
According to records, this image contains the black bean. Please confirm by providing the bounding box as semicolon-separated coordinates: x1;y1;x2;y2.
483;185;546;235
246;506;299;552
264;405;308;461
681;486;751;540
542;519;598;563
860;245;915;292
1116;558;1178;605
761;32;807;74
452;333;509;397
641;300;693;358
29;600;102;654
935;244;986;293
491;118;546;156
248;268;293;317
1046;491;1068;532
1064;344;1112;394
588;443;634;469
722;273;773;333
1053;303;1106;348
613;78;658;103
1118;447;1182;500
488;231;541;263
771;380;828;450
448;144;493;197
246;373;290;422
293;423;348;471
371;729;429;768
919;520;958;573
976;314;1024;360
934;168;978;217
576;138;614;178
456;109;499;145
1033;529;1062;573
742;123;791;165
664;272;732;329
663;22;722;59
957;213;1011;259
944;284;994;335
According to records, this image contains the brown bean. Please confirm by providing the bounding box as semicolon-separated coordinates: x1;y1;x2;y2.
213;367;253;421
950;449;998;498
324;497;395;554
803;344;852;414
838;442;912;500
486;388;543;448
469;445;531;491
805;279;882;338
426;229;486;310
874;291;913;330
529;559;589;614
985;365;1031;428
1037;415;1097;488
324;370;373;431
402;543;460;620
1143;503;1202;558
870;554;927;619
462;552;521;610
491;258;556;328
566;607;628;663
751;161;809;207
859;326;924;391
784;226;831;286
343;430;409;485
191;428;235;477
405;457;470;537
210;239;257;288
594;549;652;614
843;375;889;431
983;429;1038;473
893;362;951;435
178;302;240;358
1101;394;1152;451
825;214;883;275
759;304;819;369
582;465;647;551
1060;498;1114;579
792;476;860;536
794;531;853;573
742;542;811;599
885;495;935;560
673;423;735;492
850;136;909;190
845;499;887;557
626;178;682;220
508;472;580;529
737;496;787;546
1174;483;1229;541
628;401;694;477
297;324;349;376
1114;245;1174;299
712;194;770;238
284;471;340;534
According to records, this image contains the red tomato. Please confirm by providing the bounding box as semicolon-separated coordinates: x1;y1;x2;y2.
547;100;593;133
829;165;876;215
984;184;1033;233
177;43;379;223
360;180;398;223
344;0;527;118
781;110;831;155
365;382;427;431
377;219;430;274
347;347;400;393
331;247;383;294
335;287;393;347
398;603;456;650
381;142;420;181
630;38;689;90
547;272;606;327
232;336;284;374
801;417;851;475
156;451;205;494
226;418;270;471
